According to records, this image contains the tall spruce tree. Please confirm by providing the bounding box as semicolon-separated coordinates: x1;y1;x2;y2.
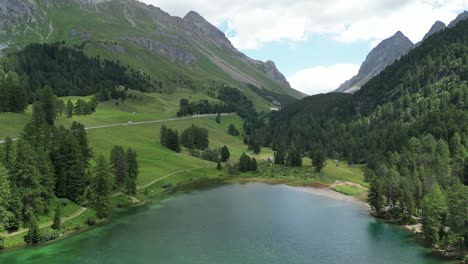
221;145;230;162
91;155;113;219
421;184;447;247
125;148;139;195
110;146;127;188
52;205;61;230
24;211;40;244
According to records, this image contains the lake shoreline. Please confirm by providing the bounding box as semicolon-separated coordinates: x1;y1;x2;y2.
0;176;461;262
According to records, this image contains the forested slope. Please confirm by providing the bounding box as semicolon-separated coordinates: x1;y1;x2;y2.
258;18;468;255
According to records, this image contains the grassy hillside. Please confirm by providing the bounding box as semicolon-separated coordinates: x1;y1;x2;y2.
1;0;303;112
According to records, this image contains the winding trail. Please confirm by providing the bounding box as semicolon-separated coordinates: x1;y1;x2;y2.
0;113;234;144
1;207;87;237
0;114;228;237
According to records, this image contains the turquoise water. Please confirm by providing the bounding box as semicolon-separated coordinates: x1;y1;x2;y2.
0;183;451;264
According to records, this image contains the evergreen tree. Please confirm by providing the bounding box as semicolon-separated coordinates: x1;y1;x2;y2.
286;146;302;167
52;205;61;230
24;211;40;244
251;157;258;172
1;137;14;168
125;148;138;195
368;177;384;213
9;140;48;217
160;125;167;145
38;87;57;125
91;156;113;219
0;165;10;229
227;124;240;136
421;184;447;247
239;153;252;172
445;181;467;251
220;145;230;162
70;122;93;167
66;100;74;118
216;160;223;170
311;148;326;172
216;113;221;124
252;142;261;154
274;148;286;165
110;146;127;188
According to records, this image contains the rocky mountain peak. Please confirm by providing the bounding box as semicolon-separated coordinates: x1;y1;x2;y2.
448;11;468;27
421;21;446;42
183;11;231;47
334;31;414;93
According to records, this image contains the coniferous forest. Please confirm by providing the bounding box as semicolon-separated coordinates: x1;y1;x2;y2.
249;19;468;252
0;92;139;243
0;42;155;113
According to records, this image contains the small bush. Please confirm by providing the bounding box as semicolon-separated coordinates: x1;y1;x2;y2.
39;230;61;242
86;217;97;226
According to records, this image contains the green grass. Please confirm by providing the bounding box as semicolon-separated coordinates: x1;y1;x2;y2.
0;90;217;139
332;185;367;196
321;160;368;187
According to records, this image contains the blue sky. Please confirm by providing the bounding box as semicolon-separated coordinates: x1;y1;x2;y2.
147;0;468;95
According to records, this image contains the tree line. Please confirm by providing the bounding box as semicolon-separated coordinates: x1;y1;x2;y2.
247;17;468;255
0;42;156;113
0;96;139;244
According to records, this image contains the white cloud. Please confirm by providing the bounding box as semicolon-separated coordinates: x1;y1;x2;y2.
144;0;468;50
288;64;360;95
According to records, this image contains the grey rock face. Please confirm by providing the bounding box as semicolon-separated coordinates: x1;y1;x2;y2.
448;11;468;27
421;21;446;41
261;60;291;87
335;31;414;93
123;36;198;64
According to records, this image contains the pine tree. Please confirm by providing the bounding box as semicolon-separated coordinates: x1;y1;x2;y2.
274;148;286;165
216;113;221;124
10;140;47;216
445;181;467;251
110;146;127;188
66;100;74;118
1;137;13;168
160;125;167;145
252;142;261;154
38;86;57;125
0;165;10;229
216;160;223;170
70;122;93;167
221;145;230;162
421;183;447;247
251;157;258;172
286;146;302;167
52;205;61;230
368;177;384;213
311;148;326;172
91;155;113;219
227;124;240;136
125;148;138;195
239;153;251;172
24;211;40;244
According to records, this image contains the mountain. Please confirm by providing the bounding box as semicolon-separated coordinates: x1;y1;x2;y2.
334;31;414;93
420;20;446;43
0;0;304;109
261;20;468;253
448;10;468;27
334;11;468;94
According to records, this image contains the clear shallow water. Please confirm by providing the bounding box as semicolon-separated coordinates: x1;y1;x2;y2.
0;183;451;264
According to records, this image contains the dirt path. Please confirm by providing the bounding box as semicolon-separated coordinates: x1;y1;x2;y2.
0;113;234;144
1;207;87;237
45;20;53;42
85;113;233;130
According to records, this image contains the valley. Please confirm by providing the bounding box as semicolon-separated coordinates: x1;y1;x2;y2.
0;0;467;263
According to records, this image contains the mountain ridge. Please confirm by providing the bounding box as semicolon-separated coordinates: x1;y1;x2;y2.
0;0;305;107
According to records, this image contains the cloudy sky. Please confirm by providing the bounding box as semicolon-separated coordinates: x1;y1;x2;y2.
142;0;467;95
